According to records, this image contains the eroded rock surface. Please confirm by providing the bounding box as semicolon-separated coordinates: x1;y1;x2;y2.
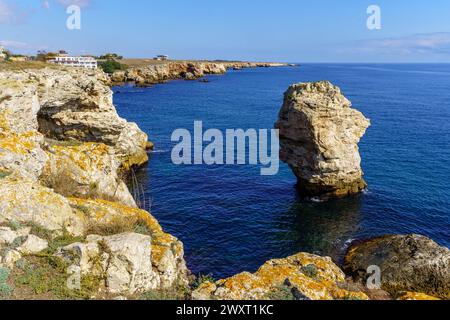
0;66;188;298
0;68;149;169
275;81;370;199
344;234;450;299
192;252;368;300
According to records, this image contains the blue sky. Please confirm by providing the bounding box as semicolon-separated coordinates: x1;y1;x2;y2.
1;0;450;62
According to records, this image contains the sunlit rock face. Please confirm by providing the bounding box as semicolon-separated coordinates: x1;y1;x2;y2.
0;67;189;297
0;68;149;169
192;252;369;301
275;81;370;200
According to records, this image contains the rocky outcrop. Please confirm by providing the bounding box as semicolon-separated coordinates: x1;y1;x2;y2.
0;68;149;169
40;142;136;207
111;61;287;86
275;81;370;199
192;252;368;300
0;66;189;298
344;234;450;299
0;175;86;237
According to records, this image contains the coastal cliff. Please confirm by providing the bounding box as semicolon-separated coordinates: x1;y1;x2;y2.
0;65;446;301
110;61;288;86
0;67;188;299
275;81;370;199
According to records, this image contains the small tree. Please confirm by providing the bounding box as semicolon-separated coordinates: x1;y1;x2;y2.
99;60;125;74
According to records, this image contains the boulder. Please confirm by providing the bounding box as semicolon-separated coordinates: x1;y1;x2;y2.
0;176;85;236
192;252;368;300
275;81;370;199
16;234;48;255
57;233;160;295
344;234;450;299
68;198;189;288
40;142;136;207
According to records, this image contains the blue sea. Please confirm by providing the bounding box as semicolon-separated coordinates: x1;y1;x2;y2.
114;64;450;279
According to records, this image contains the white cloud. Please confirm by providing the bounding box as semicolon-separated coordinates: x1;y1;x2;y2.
352;33;450;56
42;1;50;9
0;40;28;49
56;0;92;8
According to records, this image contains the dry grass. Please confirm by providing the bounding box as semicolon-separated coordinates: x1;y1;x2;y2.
85;215;154;237
0;61;63;71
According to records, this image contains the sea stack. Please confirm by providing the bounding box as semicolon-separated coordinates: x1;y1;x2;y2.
275;81;370;199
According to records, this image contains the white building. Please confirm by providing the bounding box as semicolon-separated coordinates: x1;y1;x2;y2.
50;56;98;69
154;55;169;61
0;46;7;60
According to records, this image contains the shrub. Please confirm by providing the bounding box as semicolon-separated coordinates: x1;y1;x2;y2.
99;60;126;74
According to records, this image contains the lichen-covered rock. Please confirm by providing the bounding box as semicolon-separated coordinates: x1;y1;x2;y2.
0;112;48;181
40;142;136;207
0;176;85;236
0;68;149;169
344;234;450;299
192;252;368;300
68;198;189;288
16;234;48;255
275;81;370;199
397;292;441;301
57;233;159;295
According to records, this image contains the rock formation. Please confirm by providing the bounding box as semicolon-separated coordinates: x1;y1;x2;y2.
0;66;188;298
110;61;287;86
1;68;149;169
344;234;450;299
275;81;370;199
192;252;369;300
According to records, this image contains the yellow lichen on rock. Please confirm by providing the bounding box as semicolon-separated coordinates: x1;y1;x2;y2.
398;292;441;301
0;175;85;236
193;253;368;301
40;142;136;207
67;197;188;288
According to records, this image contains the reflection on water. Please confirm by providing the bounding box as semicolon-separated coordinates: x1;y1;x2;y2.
273;195;363;264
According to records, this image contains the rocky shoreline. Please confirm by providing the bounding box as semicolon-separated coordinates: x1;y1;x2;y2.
109;61;289;87
0;65;448;300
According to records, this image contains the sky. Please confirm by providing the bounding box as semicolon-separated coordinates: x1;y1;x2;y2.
1;0;450;62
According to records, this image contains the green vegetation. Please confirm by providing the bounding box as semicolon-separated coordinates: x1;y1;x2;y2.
0;170;12;179
13;255;101;300
264;285;295;300
99;60;127;74
301;264;319;279
192;274;215;290
98;53;123;60
0;267;13;298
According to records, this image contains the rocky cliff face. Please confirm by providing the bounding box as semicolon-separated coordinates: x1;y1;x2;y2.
111;61;287;86
275;81;370;199
0;67;188;298
1;68;149;170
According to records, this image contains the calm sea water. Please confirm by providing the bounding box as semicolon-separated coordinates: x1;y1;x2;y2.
114;64;450;279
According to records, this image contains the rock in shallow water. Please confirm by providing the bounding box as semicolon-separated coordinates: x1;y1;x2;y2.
275;81;370;199
344;234;450;299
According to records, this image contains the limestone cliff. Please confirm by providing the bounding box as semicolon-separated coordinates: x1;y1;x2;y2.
0;67;188;298
1;68;149;169
111;61;287;86
275;81;370;199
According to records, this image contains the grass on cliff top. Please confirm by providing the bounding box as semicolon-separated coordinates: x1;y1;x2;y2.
0;61;63;71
